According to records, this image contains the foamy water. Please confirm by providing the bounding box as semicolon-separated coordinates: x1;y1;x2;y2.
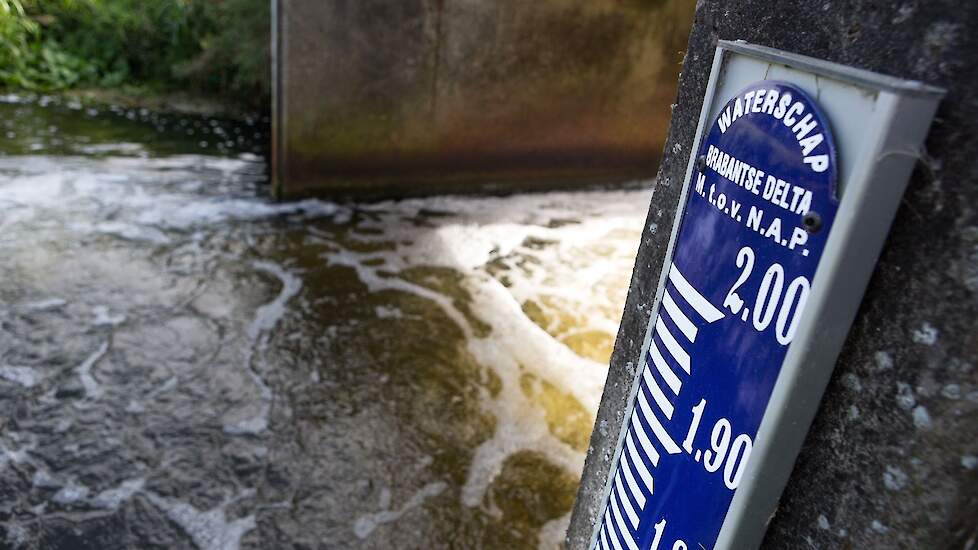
0;98;652;549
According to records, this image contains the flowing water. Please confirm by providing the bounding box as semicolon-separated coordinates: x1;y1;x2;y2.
0;95;653;549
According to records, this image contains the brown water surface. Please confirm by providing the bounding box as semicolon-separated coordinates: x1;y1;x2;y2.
0;95;651;549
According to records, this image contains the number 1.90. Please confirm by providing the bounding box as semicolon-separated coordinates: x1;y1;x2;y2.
683;399;753;490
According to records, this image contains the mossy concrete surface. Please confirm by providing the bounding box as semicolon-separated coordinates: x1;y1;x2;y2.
272;0;694;198
568;1;978;548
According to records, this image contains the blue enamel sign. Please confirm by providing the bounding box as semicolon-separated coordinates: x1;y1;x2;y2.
593;80;839;550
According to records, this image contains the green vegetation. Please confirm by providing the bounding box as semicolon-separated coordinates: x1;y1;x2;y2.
0;0;269;108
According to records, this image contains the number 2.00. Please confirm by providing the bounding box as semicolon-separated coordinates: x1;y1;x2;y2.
722;246;810;345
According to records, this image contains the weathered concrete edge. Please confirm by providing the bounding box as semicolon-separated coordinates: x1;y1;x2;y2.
270;0;284;199
565;2;716;546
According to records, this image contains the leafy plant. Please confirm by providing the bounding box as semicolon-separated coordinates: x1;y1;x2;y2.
0;0;269;107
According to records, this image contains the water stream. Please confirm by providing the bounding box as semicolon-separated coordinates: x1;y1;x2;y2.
0;95;653;549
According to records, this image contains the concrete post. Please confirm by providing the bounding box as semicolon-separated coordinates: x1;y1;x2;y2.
271;0;694;198
568;1;978;548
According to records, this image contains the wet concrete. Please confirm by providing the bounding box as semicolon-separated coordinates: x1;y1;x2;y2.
272;0;695;198
0;96;654;548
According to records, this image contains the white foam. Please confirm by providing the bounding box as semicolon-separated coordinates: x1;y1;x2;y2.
537;512;572;550
0;365;41;388
32;469;62;489
207;261;298;440
3;522;28;548
77;142;147;155
349;191;647;350
374;305;403;319
0;439;34;467
0;155;346;249
353;481;447;539
91;478;145;510
29;463;144;512
247;261;302;340
222;367;271;435
146;490;256;550
222;413;269;436
459;278;601;506
20;298;67;311
320;188;652;516
94;221;171;244
136;197;341;230
92;305;126;327
75;341;109;399
52;482;90;504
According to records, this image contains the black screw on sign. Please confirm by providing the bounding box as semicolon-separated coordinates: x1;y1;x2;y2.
802;211;822;233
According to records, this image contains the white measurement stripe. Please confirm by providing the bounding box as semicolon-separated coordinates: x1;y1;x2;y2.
642;365;674;419
614;472;639;528
631;410;661;466
604;510;625;550
668;264;725;323
637;390;682;455
592;534;600;550
610;492;640;550
655;317;691;374
648;344;681;395
620;449;647;508
625;430;655;491
662;289;698;342
600;523;611;550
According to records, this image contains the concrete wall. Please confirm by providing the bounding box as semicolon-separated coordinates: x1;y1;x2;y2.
271;0;694;198
568;1;978;548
